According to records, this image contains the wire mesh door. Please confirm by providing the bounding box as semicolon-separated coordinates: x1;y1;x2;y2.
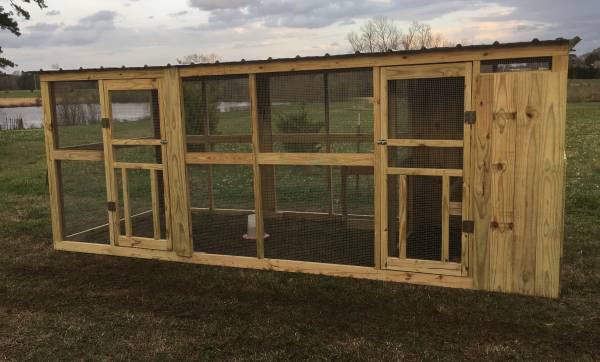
379;63;472;276
102;79;171;251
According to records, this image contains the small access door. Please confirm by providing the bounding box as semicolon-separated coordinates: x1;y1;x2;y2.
378;63;472;276
101;79;171;251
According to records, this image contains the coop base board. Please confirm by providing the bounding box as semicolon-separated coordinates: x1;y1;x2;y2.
54;240;473;290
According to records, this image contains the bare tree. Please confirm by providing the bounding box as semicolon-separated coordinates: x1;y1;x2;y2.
176;53;221;65
348;19;453;53
347;17;401;53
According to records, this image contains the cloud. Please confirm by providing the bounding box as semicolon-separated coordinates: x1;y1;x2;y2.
169;10;189;17
189;0;257;11
46;10;60;16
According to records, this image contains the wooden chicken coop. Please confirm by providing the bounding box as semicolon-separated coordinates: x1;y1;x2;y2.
40;38;573;298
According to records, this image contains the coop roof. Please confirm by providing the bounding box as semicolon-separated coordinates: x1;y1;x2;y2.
39;37;577;75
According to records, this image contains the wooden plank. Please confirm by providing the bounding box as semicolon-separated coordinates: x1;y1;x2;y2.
103;78;158;90
488;73;517;293
257;153;373;166
324;72;334;215
398;175;407;259
113;162;163;170
249;74;265;258
387;139;463;147
52;149;104;161
378;66;389;268
449;202;462;216
384;62;470;80
161;67;193;256
185;152;253;165
40;69;165;82
118;236;170;251
387;167;462;177
472;66;492;289
386;257;463;276
40;81;64;246
112;138;162;146
462;61;473;277
442;175;450;262
99;80;121;246
534;71;563;298
150;169;161;239
121;167;132;237
372;66;383;269
56;241;474;290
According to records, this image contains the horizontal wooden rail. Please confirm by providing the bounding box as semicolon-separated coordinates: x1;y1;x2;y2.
104;78;158;90
118;235;169;250
449;202;462;216
114;162;163;170
186;133;373;145
257;153;373;166
53;149;104;161
387;167;462;177
112;138;162;146
386;257;463;276
186;152;253;165
387;139;463;147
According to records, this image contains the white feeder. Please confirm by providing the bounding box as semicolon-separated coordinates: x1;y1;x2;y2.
243;214;269;240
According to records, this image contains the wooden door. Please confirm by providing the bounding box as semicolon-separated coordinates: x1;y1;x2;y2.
101;79;172;251
378;63;472;276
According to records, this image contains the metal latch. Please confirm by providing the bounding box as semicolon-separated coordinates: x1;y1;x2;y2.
464;111;476;125
101;117;110;129
376;139;387;145
107;201;116;212
160;139;168;145
462;220;474;233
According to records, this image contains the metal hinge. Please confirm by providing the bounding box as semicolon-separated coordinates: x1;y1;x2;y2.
464;111;476;125
376;139;387;145
160;139;168;145
462;220;474;233
107;201;116;212
101;117;110;129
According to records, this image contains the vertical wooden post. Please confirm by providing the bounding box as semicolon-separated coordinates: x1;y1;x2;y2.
201;80;215;210
249;74;265;258
441;175;450;262
256;75;277;213
373;67;384;269
150;169;162;239
122;167;132;237
99;80;120;246
40;81;64;246
398;175;407;259
324;72;334;215
161;67;193;257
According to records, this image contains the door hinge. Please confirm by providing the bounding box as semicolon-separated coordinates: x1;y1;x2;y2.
462;220;474;233
464;111;476;125
160;139;168;145
107;201;116;212
376;139;388;145
101;117;110;129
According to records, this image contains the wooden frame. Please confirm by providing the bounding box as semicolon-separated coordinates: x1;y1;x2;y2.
40;41;570;297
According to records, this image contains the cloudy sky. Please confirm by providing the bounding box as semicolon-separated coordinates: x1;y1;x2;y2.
2;0;598;71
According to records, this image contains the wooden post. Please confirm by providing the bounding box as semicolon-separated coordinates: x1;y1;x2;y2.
373;67;384;269
249;74;265;258
161;67;193;257
441;175;450;262
201;80;215;210
324;72;334;215
256;75;277;213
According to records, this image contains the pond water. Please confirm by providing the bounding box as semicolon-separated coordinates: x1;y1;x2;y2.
0;101;253;129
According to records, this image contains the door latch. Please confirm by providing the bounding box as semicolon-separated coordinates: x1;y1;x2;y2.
376;139;388;145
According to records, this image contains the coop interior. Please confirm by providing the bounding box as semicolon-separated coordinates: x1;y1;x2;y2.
50;66;467;267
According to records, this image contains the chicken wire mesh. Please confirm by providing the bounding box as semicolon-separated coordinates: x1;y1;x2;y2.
183;76;252;153
187;164;256;256
387;77;464;140
261;165;374;266
59;160;110;244
388;146;463;169
51;81;102;150
256;69;373;153
480;57;552;73
110;89;160;139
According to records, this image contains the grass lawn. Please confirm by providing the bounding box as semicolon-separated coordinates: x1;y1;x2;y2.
0;103;599;360
0;89;40;98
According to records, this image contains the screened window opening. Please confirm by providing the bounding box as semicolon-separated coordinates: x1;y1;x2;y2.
256;69;373;153
110;89;160;140
52;81;102;149
183;76;252;153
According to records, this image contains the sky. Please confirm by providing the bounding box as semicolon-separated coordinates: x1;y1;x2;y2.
2;0;599;72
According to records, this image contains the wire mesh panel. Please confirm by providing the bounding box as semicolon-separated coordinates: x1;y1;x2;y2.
183;76;252;152
115;145;162;163
481;57;552;73
262;165;374;266
59;160;109;244
388;77;464;140
388;146;463;169
256;69;373;153
188;164;256;256
52;81;102;149
110;89;160;139
115;168;167;239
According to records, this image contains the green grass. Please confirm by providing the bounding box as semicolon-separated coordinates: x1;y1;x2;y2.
0;89;40;98
0;103;599;360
